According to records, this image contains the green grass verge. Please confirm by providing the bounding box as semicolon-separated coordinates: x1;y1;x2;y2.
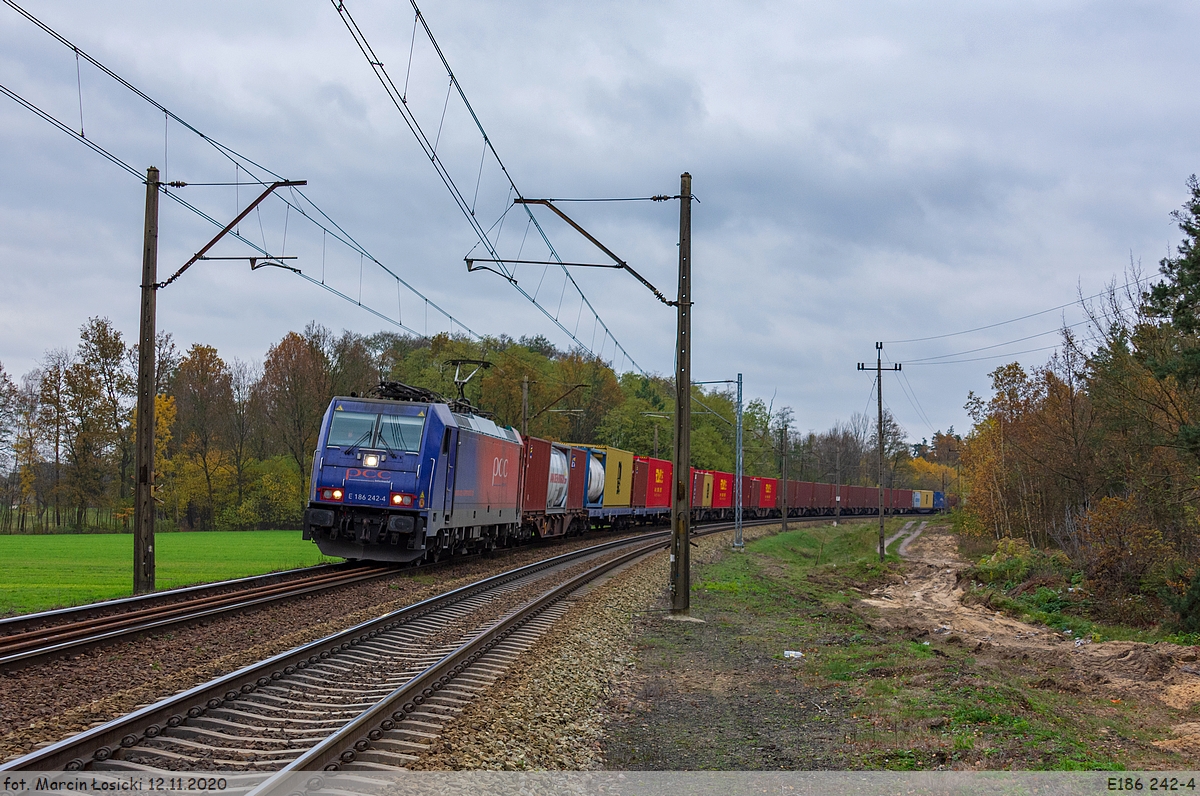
0;531;340;615
685;519;1172;770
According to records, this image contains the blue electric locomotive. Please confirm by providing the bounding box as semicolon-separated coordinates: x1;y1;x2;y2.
302;388;525;563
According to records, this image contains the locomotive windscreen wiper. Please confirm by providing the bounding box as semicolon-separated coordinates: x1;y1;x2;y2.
345;428;374;455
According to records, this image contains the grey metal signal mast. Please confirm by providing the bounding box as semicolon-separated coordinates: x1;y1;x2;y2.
858;342;900;563
133;167;304;594
694;375;744;548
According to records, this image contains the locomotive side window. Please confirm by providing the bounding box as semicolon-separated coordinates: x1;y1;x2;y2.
327;412;377;449
378;414;426;453
441;428;452;454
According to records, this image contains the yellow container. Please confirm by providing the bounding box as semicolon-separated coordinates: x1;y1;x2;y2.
702;471;714;508
919;490;934;509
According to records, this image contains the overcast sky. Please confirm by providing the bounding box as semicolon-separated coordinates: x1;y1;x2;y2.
2;0;1197;441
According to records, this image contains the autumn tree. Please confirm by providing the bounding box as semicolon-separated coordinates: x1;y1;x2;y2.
260;330;331;505
37;349;71;527
172;344;234;530
76;318;134;501
225;359;260;507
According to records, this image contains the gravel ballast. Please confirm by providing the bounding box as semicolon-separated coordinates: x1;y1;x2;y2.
0;530;655;763
413;524;784;770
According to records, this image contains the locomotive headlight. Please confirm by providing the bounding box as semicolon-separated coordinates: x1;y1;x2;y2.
363;454;380;468
390;492;413;506
332;489;343;500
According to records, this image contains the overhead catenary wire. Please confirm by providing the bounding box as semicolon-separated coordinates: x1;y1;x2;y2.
330;0;646;374
0;0;591;380
4;0;638;383
3;77;600;392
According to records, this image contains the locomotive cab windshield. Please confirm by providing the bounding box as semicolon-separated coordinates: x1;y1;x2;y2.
326;409;425;454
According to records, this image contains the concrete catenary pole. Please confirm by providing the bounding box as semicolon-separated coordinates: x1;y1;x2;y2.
858;342;900;562
780;424;788;532
876;342;885;562
134;167;159;594
733;372;743;549
669;172;693;613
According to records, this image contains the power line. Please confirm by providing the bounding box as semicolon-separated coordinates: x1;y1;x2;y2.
895;369;936;435
537;196;677;203
902;317;1089;363
904;343;1061;366
882;273;1153;345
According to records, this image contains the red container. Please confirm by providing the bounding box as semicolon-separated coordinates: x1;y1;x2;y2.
758;478;777;509
789;480;814;510
690;468;704;506
567;448;587;510
835;485;854;511
521;437;551;512
645;457;672;508
631;458;649;508
813;482;834;510
738;476;756;508
632;456;673;509
844;485;864;510
895;489;913;510
711;471;734;509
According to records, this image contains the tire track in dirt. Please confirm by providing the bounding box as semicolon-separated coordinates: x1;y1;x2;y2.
858;526;1200;757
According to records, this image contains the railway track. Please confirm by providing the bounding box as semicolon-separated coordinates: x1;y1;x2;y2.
0;516;807;670
3;516;830;776
0;563;394;669
2;529;676;773
0;524;667;670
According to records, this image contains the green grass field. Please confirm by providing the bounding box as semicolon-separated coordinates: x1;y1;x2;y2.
0;531;341;616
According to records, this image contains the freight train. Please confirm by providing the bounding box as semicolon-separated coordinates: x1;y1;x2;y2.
301;384;946;563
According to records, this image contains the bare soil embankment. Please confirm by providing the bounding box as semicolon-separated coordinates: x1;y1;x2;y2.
862;527;1200;758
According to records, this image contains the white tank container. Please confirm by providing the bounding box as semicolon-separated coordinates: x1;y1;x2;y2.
547;447;569;508
587;453;605;504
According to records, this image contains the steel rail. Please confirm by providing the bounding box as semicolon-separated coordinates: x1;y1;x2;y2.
2;516;822;772
0;566;392;668
0;515;834;670
248;538;667;782
0;529;674;772
0;562;358;632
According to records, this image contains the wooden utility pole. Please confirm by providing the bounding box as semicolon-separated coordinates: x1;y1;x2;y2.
134;167;159;594
780;424;788;532
858;342;900;562
669;172;692;614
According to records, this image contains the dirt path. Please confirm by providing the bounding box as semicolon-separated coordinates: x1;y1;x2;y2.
860;526;1200;757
